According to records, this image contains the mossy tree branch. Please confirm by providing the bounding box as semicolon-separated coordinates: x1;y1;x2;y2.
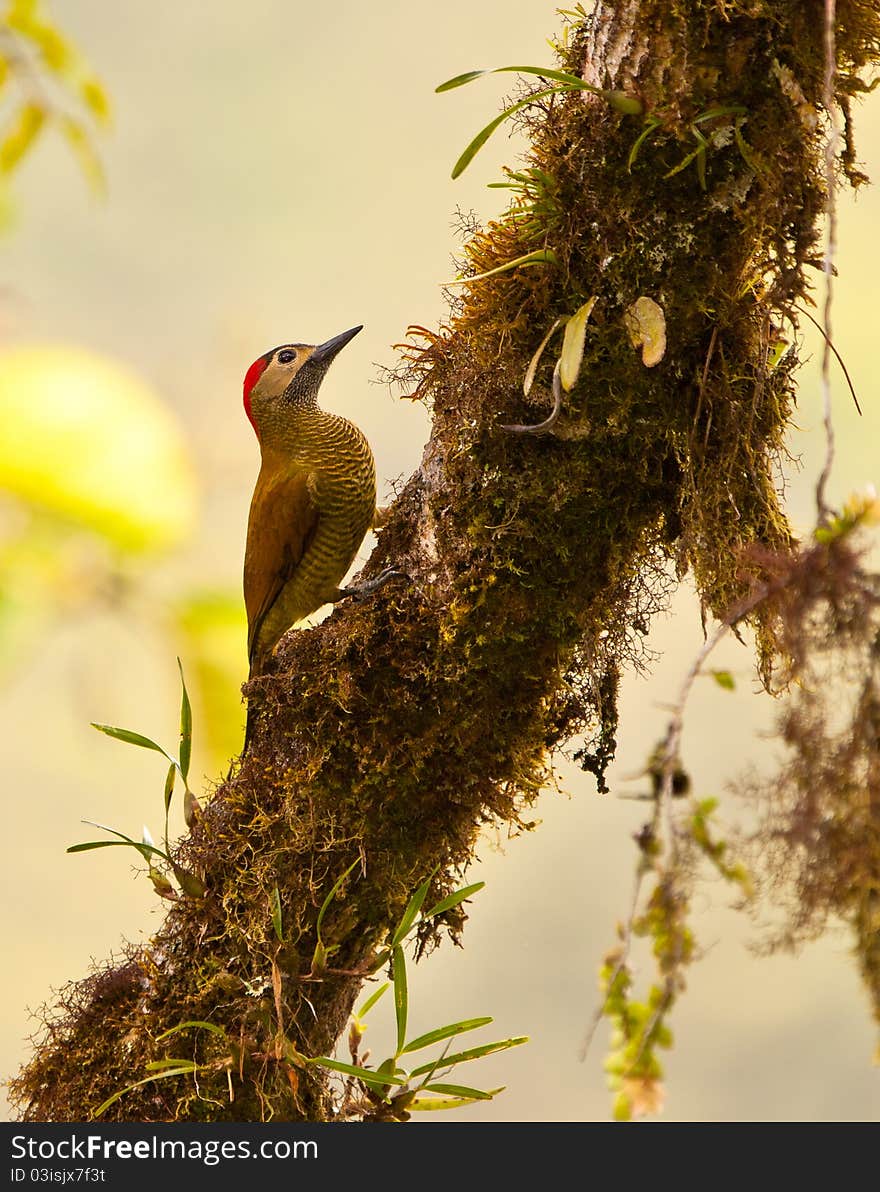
12;1;880;1121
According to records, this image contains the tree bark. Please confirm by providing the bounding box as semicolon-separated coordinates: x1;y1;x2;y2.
12;0;880;1121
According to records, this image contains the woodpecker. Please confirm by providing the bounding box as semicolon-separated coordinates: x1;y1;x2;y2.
242;325;389;679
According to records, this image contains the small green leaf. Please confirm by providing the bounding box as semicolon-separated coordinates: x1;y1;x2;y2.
435;64;642;115
711;669;736;691
451;88;560;179
68;820;169;862
155;1020;227;1041
177;658;192;782
144;1058;193;1071
409;1035;529;1077
422;880;486;922
369;947;391;974
559;297;597;391
357;982;390;1020
91;722;177;766
446;248;557;288
270;885;284;942
391;871;436;947
435;70;488;92
92;1065;197;1119
409;1088;502;1111
309;1056;406;1090
315;859;359;945
401;1017;493;1055
422;1082;501;1100
163;762;176;815
522;323;565;398
393;945;408;1056
67;839;167;858
692;104;748;124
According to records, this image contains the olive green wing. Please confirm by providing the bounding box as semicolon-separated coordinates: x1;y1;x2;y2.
244;468;319;673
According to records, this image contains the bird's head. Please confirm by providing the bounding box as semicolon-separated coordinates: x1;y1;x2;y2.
243;324;363;441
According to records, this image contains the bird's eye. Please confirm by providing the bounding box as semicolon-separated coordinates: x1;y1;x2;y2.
278;349;296;364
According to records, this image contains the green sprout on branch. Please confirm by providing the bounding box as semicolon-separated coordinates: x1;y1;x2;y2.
68;658;205;899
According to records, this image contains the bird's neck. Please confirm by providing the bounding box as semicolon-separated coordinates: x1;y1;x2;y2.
259;401;360;470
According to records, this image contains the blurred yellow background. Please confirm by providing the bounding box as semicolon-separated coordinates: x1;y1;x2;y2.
1;0;879;1121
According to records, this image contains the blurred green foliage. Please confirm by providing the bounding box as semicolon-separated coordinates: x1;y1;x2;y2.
0;345;247;764
0;4;248;768
0;0;110;218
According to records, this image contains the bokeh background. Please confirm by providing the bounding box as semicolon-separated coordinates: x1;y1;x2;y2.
2;0;879;1122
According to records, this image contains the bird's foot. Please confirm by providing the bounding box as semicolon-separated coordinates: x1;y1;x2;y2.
339;566;406;602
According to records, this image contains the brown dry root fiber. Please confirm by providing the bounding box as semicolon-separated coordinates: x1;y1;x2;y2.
11;1;880;1121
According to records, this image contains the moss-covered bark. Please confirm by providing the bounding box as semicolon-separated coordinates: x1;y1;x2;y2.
12;1;880;1121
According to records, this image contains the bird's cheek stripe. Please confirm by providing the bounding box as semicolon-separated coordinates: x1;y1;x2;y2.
243;355;269;433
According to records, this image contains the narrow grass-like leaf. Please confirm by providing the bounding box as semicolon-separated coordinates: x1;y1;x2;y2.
369;947;391;974
627;117;662;171
435;70;488;92
423;1082;501;1099
357;982;390;1020
392;946;408;1056
692;103;748;124
177;658;192;783
423;881;486;920
270;885;284;942
487;64;605;89
400;1017;493;1055
144;1058;193;1071
68;821;169;862
451;88;559;179
446;248;557;287
92;1065;197;1118
559;297;597;391
522;321;564;397
163;763;176;815
391;872;436;947
67;839;169;859
664;142;705;181
155;1020;227;1042
91;722;177;767
409;1036;528;1078
315;859;359;945
310;1056;406;1091
438;64;604;94
409;1091;495;1111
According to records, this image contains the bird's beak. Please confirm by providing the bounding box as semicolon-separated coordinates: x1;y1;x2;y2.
311;325;363;365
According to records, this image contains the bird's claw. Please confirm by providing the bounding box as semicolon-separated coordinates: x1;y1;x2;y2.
340;567;407;602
